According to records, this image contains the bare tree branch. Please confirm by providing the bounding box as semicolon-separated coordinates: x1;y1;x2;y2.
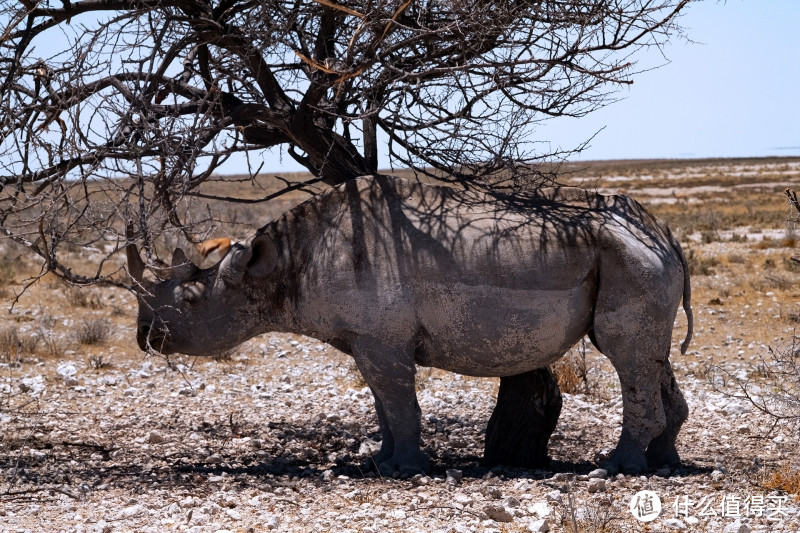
0;0;696;285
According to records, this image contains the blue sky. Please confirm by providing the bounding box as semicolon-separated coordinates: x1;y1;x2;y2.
535;0;800;162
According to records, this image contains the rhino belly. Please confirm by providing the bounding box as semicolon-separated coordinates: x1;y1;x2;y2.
412;283;594;377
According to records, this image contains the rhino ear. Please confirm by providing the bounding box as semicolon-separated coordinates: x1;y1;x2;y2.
246;234;279;278
218;243;252;285
171;248;198;281
218;235;278;284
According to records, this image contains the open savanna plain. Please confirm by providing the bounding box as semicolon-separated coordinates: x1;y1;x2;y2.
2;157;800;532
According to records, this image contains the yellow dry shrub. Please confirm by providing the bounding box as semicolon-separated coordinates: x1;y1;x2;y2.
552;352;586;395
764;467;800;501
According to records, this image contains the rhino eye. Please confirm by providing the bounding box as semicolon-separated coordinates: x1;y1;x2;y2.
180;284;203;305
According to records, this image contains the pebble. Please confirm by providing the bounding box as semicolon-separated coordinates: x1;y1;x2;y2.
587;479;606;493
453;493;474;506
448;436;468;448
664;518;687;529
483;504;514;523
358;438;380;456
587;468;608;479
723;521;750;533
484;487;503;499
545;490;563;505
503;496;521;508
446;469;463;486
118;504;145;519
266;515;280;530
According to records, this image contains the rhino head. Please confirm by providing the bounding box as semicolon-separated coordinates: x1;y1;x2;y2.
127;234;280;356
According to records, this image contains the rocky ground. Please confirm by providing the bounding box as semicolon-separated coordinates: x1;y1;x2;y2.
1;321;799;532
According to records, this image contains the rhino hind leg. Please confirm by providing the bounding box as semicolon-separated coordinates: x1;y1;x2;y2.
483;367;562;468
594;322;677;474
350;336;428;477
645;361;688;468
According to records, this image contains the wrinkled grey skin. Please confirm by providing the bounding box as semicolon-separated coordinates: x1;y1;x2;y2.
129;175;693;476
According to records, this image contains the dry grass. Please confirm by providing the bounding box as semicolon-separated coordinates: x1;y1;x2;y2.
61;285;104;309
73;319;113;346
765;467;800;501
0;260;17;285
552;352;588;396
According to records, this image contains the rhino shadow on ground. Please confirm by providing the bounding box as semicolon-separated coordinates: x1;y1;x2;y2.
1;414;711;502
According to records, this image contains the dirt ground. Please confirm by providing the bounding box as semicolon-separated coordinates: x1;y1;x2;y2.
2;157;800;532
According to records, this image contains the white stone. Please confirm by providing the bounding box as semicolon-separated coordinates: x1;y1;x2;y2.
358;438;380;456
723;520;750;533
528;501;551;518
57;361;78;378
588;468;608;479
118;504;145;519
664;518;686;529
454;493;474;506
545;490;563;505
528;518;549;532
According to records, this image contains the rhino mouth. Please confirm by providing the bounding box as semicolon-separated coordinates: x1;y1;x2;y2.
137;322;173;354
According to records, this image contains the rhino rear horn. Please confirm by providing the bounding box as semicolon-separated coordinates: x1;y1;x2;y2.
171;248;199;281
126;224;146;287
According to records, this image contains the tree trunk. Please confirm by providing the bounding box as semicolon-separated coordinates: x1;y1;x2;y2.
484;367;562;468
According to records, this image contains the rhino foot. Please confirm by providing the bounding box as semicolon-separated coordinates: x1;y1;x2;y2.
373;451;429;478
645;440;681;469
601;445;648;476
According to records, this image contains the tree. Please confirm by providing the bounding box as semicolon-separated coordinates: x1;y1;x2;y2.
2;0;692;280
0;0;694;470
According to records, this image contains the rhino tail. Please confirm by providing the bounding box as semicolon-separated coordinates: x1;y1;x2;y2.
668;228;693;354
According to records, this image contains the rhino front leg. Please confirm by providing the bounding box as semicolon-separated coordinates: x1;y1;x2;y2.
350;336;428;477
369;393;395;465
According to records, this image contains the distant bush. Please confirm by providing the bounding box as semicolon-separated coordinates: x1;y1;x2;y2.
0;327;21;360
61;285;103;309
74;319;112;346
685;248;719;276
0;326;44;361
0;259;16;284
710;338;800;431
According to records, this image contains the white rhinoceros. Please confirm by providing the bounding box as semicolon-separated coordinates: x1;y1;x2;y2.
128;174;692;476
